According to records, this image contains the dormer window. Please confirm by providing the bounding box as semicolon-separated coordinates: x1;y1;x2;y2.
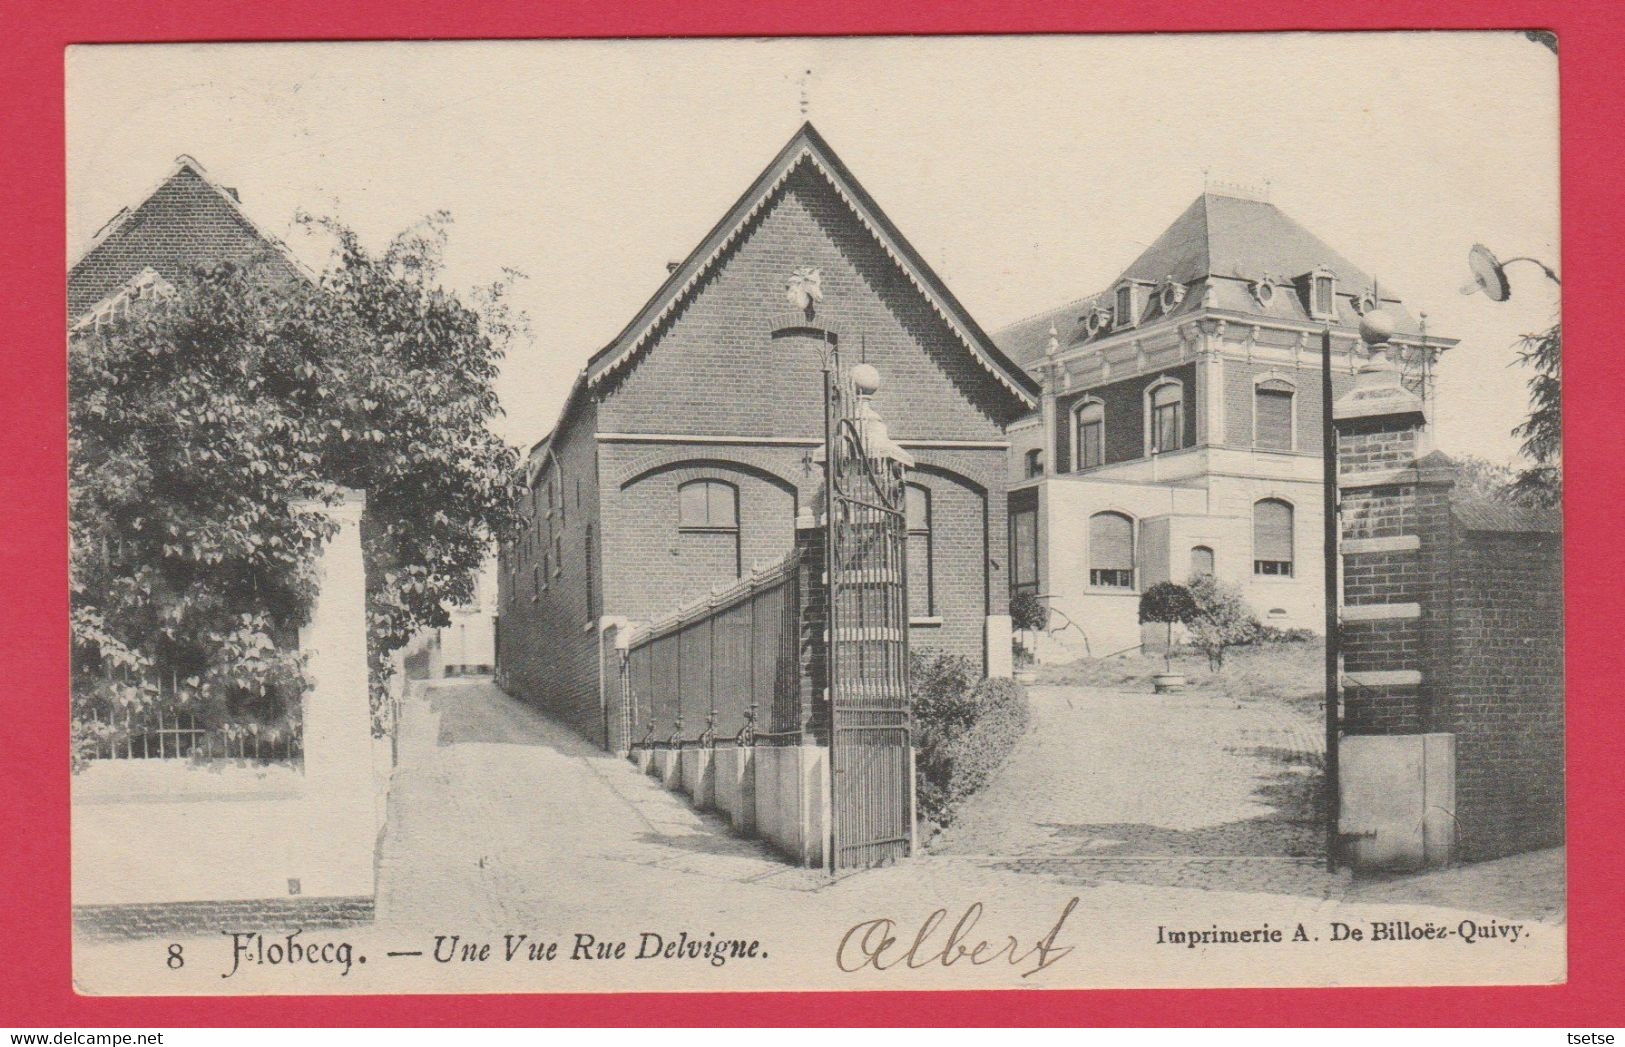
1114;283;1137;328
1308;267;1337;320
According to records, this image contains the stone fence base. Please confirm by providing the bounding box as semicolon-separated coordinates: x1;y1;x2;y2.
633;742;829;867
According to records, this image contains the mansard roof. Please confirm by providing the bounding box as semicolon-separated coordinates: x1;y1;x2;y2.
69;155;307;321
995;189;1437;369
582;122;1039;407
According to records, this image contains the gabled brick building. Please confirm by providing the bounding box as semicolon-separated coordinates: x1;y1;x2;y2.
995;185;1457;656
497;123;1039;748
69;155;304;325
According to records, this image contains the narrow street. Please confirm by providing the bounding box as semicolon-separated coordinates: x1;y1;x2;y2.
74;677;1564;994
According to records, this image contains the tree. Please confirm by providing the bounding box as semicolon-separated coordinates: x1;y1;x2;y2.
70;263;338;760
1509;322;1561;508
297;214;525;719
1137;582;1197;673
69;214;524;757
1184;573;1257;671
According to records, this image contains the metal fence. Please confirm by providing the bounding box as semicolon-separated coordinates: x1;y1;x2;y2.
80;705;302;763
625;550;806;748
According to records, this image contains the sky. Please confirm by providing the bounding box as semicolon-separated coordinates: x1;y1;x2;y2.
67;34;1560;465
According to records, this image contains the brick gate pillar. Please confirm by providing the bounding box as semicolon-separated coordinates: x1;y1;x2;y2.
1333;320;1454;871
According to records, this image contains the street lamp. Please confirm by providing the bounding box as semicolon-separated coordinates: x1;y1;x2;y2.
1461;243;1562;301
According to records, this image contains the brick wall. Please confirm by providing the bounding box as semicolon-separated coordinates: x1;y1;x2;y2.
1334;401;1564;864
1053;363;1195;472
70;165;301;318
597;164;1024;441
497;400;605;745
1223;359;1355;450
497;161;1020;745
1448;525;1564;861
74;896;373;941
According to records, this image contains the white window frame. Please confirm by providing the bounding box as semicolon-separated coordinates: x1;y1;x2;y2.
1251;371;1299;452
1073;396;1106;472
1087;509;1138;592
1143;377;1185;457
1308;267;1338;321
1114;282;1139;329
1252;497;1296;579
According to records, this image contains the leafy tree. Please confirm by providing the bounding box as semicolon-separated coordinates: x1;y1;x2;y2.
297;214;525;719
69;215;524;758
1184;573;1257;671
1138;581;1197;673
1509;322;1561;508
70;264;338;760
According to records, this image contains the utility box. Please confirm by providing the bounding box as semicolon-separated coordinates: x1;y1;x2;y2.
1339;732;1455;873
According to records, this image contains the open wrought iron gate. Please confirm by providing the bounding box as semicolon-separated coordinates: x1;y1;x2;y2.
825;360;914;871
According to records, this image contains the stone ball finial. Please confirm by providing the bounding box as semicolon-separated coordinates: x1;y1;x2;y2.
851;362;881;395
1358;307;1398;346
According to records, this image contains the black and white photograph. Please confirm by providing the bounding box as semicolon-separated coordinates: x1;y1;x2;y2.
66;33;1563;994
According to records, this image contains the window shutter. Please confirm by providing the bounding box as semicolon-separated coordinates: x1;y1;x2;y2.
1255;386;1294;450
1254;500;1294;562
1089;512;1134;571
1314;275;1334;316
1190;545;1215;577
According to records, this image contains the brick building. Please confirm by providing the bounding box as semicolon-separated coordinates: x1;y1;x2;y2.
70;155;304;325
994;185;1456;656
496;124;1039;749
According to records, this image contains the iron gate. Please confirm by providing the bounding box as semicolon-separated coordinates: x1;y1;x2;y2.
824;359;914;870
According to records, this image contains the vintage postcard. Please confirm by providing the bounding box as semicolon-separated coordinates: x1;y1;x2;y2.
66;32;1564;995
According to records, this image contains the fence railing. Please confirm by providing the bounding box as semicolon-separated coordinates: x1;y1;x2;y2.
80;705;302;763
625;547;809;749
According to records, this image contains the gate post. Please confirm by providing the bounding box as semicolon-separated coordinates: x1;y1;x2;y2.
1332;314;1453;872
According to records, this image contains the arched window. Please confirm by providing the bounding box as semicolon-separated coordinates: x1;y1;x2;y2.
1190;545;1215;579
1074;399;1105;470
1253;499;1295;576
678;479;740;578
1089;511;1135;589
905;484;933;617
1254;377;1296;451
1024;448;1045;478
1148;380;1184;454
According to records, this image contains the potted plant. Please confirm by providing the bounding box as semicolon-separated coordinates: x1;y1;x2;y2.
1138;581;1198;692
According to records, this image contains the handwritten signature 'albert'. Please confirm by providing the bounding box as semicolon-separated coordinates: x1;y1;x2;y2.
836;897;1080;979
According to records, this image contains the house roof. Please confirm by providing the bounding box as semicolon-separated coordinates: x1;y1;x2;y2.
69;155;308;320
994;189;1437;369
583;123;1039;406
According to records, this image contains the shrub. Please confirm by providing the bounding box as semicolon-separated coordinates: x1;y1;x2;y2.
1185;573;1259;670
1010;589;1050;634
910;652;1031;830
1253;624;1318;644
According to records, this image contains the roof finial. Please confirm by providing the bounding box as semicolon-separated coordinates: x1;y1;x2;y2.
798;68;812;119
